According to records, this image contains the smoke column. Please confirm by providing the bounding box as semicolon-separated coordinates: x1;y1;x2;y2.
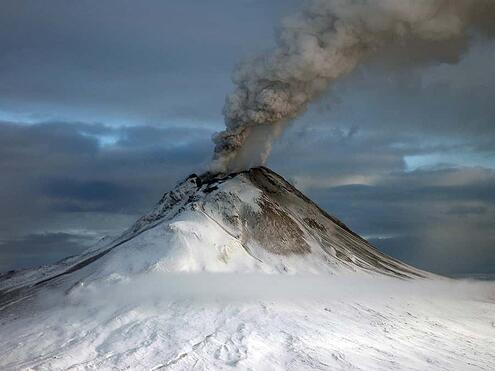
210;0;495;173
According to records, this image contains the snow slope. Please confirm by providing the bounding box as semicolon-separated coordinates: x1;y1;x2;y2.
1;273;494;370
0;167;494;370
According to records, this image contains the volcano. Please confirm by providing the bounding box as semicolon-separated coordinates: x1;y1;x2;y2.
1;167;494;370
1;167;425;298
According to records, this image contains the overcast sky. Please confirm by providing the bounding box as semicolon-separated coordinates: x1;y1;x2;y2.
1;0;494;276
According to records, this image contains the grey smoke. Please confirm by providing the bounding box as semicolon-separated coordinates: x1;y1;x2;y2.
211;0;495;173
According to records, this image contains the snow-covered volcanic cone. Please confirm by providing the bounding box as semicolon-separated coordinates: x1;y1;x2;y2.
1;167;494;370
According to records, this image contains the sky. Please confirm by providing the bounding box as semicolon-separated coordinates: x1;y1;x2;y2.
1;0;494;276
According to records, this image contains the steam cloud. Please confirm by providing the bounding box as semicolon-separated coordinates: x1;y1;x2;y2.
211;0;495;173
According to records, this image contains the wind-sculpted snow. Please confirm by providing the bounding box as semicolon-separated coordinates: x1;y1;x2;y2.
1;167;494;370
0;273;494;370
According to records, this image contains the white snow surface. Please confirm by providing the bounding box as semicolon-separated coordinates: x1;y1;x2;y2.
1;274;495;370
1;167;494;370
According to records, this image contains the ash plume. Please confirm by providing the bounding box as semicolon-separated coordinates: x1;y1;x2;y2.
211;0;495;173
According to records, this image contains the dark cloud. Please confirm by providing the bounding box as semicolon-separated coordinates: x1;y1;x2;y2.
0;121;213;269
291;168;495;275
0;0;299;125
41;178;142;213
370;232;495;276
0;233;92;273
